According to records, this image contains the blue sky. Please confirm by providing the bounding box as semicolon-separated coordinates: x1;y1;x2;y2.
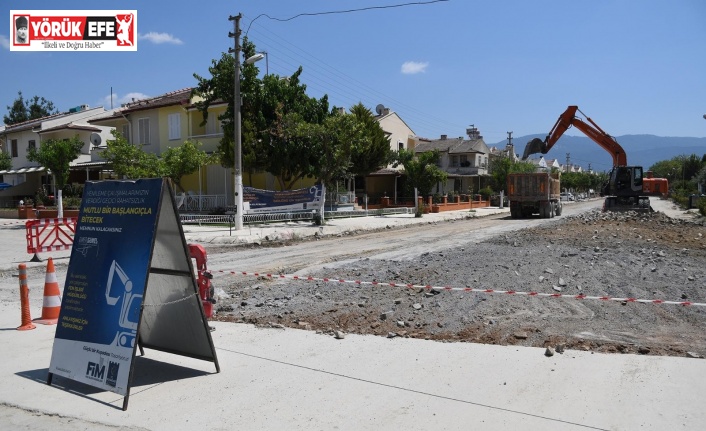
3;0;706;145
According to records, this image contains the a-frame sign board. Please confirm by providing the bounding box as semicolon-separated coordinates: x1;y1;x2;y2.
47;178;219;410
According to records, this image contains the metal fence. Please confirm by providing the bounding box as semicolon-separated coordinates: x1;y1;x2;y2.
179;207;413;226
176;194;228;212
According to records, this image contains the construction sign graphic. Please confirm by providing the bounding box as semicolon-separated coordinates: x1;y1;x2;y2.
10;10;137;51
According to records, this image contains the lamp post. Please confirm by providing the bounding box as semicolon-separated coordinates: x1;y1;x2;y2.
249;51;268;75
229;13;265;230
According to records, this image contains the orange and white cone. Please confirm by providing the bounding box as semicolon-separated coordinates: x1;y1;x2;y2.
35;257;61;325
17;263;36;331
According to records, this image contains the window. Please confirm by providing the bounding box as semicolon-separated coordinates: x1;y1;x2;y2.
168;113;181;140
28;140;36;151
205;117;223;135
398;142;404;151
450;156;459;167
121;124;130;143
138;118;150;145
11;140;18;157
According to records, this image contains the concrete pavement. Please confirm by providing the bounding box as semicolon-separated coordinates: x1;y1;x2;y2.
1;200;704;430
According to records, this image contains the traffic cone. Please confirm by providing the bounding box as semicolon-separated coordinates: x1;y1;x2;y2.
17;263;36;331
35;258;61;325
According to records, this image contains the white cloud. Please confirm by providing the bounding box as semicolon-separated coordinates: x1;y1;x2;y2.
0;35;10;50
401;61;429;74
138;32;183;45
98;92;151;109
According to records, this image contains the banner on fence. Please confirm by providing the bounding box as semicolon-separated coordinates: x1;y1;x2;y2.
243;184;324;214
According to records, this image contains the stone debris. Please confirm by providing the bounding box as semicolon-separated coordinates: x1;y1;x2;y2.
334;330;346;339
545;347;555;357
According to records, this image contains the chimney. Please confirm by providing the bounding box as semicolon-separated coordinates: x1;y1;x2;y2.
440;134;447;140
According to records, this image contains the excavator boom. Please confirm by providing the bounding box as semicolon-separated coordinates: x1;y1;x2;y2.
522;105;628;167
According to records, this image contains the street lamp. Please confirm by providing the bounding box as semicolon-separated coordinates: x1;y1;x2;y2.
230;14;264;230
249;51;268;75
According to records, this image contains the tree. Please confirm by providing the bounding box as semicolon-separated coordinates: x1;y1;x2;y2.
193;39;330;188
348;103;393;176
489;157;536;191
3;91;58;125
302;112;361;190
0;151;11;171
100;130;163;179
397;149;447;197
162;140;214;192
254;73;331;189
26;136;84;190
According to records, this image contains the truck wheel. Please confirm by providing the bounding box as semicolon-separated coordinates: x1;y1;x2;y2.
555;201;562;216
550;202;556;218
540;203;548;218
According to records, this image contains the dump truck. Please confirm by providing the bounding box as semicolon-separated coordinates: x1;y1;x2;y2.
507;172;562;218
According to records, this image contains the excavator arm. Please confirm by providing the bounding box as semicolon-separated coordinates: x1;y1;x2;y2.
522;105;628;167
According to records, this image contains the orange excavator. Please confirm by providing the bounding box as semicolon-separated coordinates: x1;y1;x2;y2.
522;105;667;211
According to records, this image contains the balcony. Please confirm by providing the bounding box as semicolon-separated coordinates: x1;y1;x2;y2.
446;166;487;176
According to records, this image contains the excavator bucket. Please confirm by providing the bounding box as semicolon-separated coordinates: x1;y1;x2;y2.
522;138;548;160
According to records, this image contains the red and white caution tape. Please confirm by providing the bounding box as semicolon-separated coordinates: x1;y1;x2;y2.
216;270;706;308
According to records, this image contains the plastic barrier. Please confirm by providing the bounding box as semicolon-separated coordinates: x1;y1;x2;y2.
25;218;77;261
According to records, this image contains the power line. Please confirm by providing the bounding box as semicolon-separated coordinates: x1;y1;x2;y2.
242;9;468;138
245;1;450;36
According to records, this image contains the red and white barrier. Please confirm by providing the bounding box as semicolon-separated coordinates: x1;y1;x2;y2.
25;218;77;259
218;270;706;308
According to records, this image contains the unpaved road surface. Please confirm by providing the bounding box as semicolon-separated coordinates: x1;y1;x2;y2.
208;200;706;358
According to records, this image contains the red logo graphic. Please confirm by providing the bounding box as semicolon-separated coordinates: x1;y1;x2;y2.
115;13;134;46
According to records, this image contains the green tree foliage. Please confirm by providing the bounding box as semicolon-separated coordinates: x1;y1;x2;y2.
303;113;361;189
397;149;447;196
162;140;213;192
192;39;329;178
3;91;58;125
489;157;536;191
26;136;84;190
649;153;706;195
254;72;331;189
100;130;163;179
348;103;393;176
0;151;11;171
101;131;212;188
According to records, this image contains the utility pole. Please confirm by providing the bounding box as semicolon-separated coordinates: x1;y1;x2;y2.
565;152;571;173
228;14;243;230
506;131;513;158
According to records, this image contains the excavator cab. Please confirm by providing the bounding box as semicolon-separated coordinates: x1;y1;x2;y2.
603;166;650;211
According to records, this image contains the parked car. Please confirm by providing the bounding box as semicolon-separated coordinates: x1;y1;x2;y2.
560;192;574;201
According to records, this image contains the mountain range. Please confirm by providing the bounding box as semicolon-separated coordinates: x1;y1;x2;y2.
491;135;706;172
